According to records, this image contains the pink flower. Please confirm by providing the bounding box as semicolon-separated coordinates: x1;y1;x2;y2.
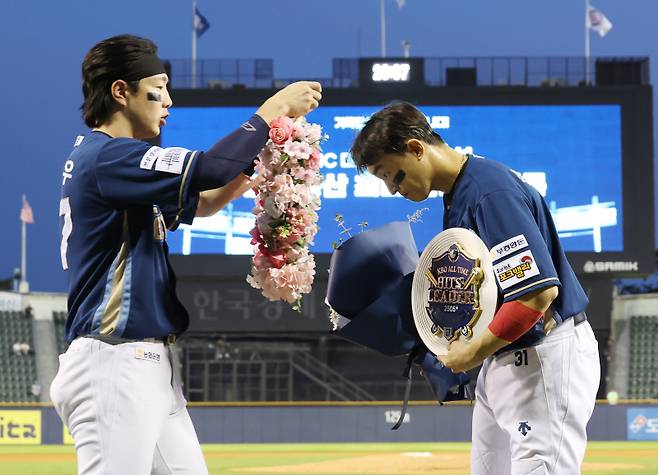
292;183;312;206
249;116;324;309
261;274;297;303
268;251;287;269
285;233;303;245
299;209;318;227
269;174;293;194
249;269;294;303
269;116;294;145
308;149;321;170
292;123;308;141
291;166;309;181
283;141;312;160
271;263;314;295
249;227;263;245
306;124;322;143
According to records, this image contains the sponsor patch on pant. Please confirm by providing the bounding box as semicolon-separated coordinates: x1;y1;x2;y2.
135;348;161;364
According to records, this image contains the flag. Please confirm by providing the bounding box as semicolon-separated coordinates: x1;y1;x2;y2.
395;0;406;9
587;5;612;37
193;5;210;38
20;196;34;224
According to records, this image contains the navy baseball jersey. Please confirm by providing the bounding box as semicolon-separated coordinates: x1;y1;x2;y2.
443;155;588;352
59;131;202;344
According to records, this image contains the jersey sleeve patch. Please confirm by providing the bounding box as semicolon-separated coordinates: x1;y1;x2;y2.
140;146;190;174
494;249;540;290
489;234;528;261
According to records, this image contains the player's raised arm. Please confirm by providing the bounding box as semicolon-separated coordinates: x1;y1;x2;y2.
186;81;322;217
94;81;322;227
195;174;265;217
188;81;323;193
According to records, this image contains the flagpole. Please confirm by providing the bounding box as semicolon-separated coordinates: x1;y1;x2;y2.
192;0;197;88
21;220;26;282
380;0;386;57
584;0;590;84
20;195;28;294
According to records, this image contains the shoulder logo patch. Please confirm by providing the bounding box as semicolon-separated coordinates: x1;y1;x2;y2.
493;250;540;290
140;146;190;174
140;146;161;170
490;234;528;261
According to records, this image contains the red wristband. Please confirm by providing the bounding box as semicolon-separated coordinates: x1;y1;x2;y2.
488;300;543;342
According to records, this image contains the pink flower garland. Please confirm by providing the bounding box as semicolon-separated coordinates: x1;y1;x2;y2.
247;116;324;310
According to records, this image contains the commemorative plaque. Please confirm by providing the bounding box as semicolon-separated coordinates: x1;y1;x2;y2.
412;228;497;356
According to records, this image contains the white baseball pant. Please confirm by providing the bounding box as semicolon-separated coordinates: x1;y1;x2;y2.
470;318;600;475
50;337;208;475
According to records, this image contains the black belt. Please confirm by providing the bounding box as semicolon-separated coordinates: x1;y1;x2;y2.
80;334;177;345
571;311;587;326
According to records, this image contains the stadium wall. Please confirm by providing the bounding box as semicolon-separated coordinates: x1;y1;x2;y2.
0;402;655;445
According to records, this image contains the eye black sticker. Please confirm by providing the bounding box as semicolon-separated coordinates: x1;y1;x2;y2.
147;92;162;102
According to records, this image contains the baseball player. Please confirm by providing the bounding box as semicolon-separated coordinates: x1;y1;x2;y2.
350;102;600;474
49;34;321;474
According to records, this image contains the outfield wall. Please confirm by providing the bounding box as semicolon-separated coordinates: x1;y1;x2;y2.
1;402;656;445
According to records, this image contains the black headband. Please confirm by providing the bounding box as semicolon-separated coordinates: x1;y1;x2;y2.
121;54;167;81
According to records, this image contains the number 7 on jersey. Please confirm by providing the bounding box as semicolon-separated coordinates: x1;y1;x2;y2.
59;197;72;270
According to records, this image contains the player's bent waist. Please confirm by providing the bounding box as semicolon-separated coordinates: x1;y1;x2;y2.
77;333;177;346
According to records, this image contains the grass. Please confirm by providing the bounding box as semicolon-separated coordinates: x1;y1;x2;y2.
0;441;656;475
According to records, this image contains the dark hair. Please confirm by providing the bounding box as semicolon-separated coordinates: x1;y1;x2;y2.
81;35;159;128
350;101;444;172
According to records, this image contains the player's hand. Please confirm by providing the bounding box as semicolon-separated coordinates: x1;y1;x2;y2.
543;309;557;335
257;81;322;123
437;338;484;373
233;174;265;199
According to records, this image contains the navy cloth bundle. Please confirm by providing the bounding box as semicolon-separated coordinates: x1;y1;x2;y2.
326;221;470;404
